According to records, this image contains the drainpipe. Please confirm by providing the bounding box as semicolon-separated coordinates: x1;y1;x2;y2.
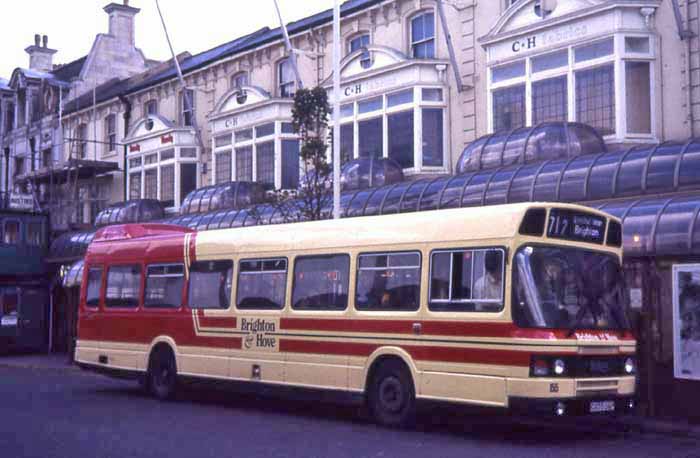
119;95;131;202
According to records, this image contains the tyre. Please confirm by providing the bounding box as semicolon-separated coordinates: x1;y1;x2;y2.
148;347;177;401
367;360;416;428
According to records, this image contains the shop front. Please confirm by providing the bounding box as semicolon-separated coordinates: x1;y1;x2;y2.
125;115;200;213
481;0;660;145
326;45;451;176
209;86;300;190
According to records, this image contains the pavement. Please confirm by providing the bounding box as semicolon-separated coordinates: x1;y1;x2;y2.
1;353;699;442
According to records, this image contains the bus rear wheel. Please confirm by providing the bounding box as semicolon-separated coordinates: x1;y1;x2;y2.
368;360;416;428
148;347;177;401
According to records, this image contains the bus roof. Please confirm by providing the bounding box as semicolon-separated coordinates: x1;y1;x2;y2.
194;202;619;258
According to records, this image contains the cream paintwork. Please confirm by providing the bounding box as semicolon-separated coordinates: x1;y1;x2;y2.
78;203;635;409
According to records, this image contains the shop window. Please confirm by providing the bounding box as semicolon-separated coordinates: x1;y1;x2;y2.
237;259;287;310
180;163;198;204
532;50;568;73
625;37;650;54
26;222;43;246
145;99;158;116
86;267;103;308
215;151;232;184
292;255;350;311
255;123;275;138
235;128;253;142
215;134;232;148
278;58;295;98
626;61;651;134
145;264;184;309
574;38;614;63
356;252;421;311
129;172;141;200
359;96;383;114
160;149;175;161
160;165;175;206
181;148;197;158
422;108;444;167
256;141;275;186
429;249;504;312
492;61;525;84
236;146;253;181
493;85;526;132
188;260;233;309
533;76;568;124
105;265;141;308
388;111;414;168
104;114;117;153
340;124;354;164
349;34;371;69
180;89;195;127
281;140;300;189
230;72;249;90
422;88;443;102
411;12;435;59
144;169;157;199
576;64;615;136
3;220;19;245
359;118;383;158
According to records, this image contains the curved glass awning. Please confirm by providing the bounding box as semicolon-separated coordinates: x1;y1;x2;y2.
340;157;405;192
47;230;96;264
179;182;267;216
94;200;165;228
62;259;84;288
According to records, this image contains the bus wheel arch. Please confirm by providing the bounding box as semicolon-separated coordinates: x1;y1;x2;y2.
364;348;418;428
146;339;179;401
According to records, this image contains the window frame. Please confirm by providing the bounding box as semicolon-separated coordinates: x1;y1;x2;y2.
236;257;289;310
104;264;143;309
144;263;185;309
428;247;507;313
409;11;436;59
85;265;104;310
278;58;296;98
144;99;159;117
355;251;422;312
348;33;372;69
75;123;88;159
291;254;351;312
187;259;234;310
180;88;196;127
104;114;117;154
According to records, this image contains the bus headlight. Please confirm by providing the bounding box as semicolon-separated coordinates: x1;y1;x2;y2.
553;359;566;376
624;357;636;374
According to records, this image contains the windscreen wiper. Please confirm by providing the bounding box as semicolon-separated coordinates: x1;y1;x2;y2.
567;294;598;337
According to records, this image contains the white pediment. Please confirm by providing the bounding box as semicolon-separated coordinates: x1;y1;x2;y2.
488;0;604;37
214;86;271;115
126;114;174;141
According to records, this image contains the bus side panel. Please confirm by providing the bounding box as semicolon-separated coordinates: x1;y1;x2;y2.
178;345;231;379
419;371;507;407
285;353;349;390
229;351;285;383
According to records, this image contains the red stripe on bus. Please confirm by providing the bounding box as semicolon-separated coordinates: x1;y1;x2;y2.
189;233;197;263
196;310;237;329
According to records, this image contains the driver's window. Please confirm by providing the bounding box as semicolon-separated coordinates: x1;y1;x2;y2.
236;258;287;310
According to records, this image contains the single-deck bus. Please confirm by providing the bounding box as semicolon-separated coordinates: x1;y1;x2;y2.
76;203;636;426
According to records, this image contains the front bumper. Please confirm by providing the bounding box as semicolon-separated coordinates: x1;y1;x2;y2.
509;396;636;417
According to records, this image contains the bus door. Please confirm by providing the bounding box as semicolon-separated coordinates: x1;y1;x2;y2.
17;287;47;351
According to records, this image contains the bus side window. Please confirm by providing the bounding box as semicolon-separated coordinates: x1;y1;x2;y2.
86;267;103;309
105;265;142;308
429;249;504;313
356;252;421;311
292;255;350;311
237;258;287;310
188;260;233;309
145;264;185;309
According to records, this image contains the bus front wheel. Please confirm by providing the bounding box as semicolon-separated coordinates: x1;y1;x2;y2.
368;360;416;428
148;347;177;401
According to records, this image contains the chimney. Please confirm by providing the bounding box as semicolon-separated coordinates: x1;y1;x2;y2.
25;34;57;73
103;1;141;46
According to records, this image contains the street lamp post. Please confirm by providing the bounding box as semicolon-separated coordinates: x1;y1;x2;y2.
332;0;341;220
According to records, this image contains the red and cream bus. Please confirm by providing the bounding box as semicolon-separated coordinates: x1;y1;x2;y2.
76;203;636;426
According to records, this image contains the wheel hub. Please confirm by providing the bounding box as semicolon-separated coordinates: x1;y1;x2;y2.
378;376;404;413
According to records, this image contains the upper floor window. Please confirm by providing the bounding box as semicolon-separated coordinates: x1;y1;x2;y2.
349;34;372;69
4;103;14;131
180;89;195;127
75;124;87;159
411;12;435;59
145;99;158;117
230;72;249;90
104;114;117;153
278;58;296;98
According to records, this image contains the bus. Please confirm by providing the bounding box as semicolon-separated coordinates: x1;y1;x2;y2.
75;203;636;426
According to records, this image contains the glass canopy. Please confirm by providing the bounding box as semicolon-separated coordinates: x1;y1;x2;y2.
340;157;405;191
179;182;267;215
94;200;165;228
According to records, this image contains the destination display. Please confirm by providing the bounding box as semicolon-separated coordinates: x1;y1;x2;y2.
547;209;606;244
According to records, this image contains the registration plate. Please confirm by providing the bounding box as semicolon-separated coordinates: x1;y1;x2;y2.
589;400;616;413
1;315;17;327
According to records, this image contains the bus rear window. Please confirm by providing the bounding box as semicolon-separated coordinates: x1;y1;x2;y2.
356;252;421;311
237;259;287;310
292;255;350;311
86;267;103;308
429;249;504;312
188;260;233;309
106;265;142;308
145;264;184;309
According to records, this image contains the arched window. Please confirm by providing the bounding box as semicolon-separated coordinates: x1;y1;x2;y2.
230;72;249;90
348;33;371;69
410;11;435;59
278;58;295;98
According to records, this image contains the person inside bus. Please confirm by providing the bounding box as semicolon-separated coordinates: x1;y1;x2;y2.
473;251;503;310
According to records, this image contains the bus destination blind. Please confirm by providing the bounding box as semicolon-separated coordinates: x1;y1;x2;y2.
547;209;606;244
